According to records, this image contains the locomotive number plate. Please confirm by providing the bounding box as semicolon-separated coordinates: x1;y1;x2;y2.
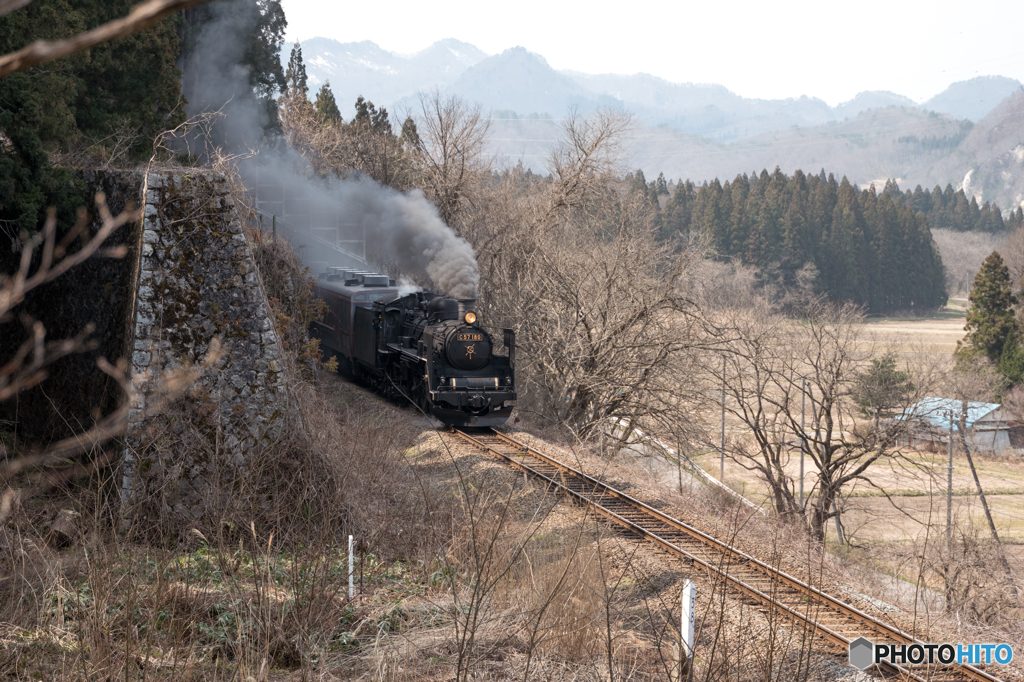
457;333;483;342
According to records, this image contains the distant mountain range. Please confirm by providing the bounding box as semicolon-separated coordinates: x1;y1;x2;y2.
286;39;1024;209
290;39;1021;135
294;37;487;115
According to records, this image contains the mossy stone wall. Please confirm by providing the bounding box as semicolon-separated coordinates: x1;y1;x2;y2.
121;172;287;520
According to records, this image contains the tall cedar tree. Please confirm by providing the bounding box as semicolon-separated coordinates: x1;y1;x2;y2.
958;251;1018;363
285;41;309;101
0;0;184;236
179;0;287;149
314;82;342;124
998;327;1024;386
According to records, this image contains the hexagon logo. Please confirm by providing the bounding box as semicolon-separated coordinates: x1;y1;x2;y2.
849;637;874;670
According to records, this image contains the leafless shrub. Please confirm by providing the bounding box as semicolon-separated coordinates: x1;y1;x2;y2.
924;516;1020;626
49;116;146;170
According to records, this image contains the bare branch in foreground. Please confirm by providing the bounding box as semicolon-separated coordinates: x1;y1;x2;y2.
0;0;213;79
0;0;31;18
0;338;224;520
0;193;136;402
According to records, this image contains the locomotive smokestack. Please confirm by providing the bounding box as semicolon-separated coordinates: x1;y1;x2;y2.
458;299;477;318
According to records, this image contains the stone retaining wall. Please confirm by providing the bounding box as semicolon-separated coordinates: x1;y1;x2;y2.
121;172;287;520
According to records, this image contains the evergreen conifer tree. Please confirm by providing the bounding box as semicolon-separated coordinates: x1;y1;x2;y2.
958;251;1018;363
285;41;309;101
852;352;915;420
999;327;1024;387
629;169;648;197
180;0;287;147
314;81;341;123
399;115;421;149
0;0;186;236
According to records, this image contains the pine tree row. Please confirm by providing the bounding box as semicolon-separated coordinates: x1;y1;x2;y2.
0;0;191;232
656;168;948;314
888;180;1023;233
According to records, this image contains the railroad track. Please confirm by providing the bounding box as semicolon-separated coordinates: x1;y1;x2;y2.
452;428;1003;682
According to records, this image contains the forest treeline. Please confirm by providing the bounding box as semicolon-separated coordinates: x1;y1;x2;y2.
0;0;185;230
892;181;1024;233
640;168;947;313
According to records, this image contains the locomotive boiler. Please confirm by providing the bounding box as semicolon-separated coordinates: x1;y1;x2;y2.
312;267;516;426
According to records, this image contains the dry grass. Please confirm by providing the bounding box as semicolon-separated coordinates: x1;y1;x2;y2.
0;370;444;680
11;371;1023;681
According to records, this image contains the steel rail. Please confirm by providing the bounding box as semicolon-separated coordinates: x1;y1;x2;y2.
452;428;1002;682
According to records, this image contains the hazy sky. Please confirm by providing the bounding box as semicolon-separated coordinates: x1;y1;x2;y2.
281;0;1024;106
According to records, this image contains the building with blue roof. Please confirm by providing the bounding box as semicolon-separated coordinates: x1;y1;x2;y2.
899;397;1022;455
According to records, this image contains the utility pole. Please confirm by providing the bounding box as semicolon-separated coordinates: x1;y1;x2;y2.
800;379;806;507
721;355;726;482
947;410;953;551
677;436;683;495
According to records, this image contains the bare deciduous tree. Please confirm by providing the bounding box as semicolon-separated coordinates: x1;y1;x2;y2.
280;96;419;189
468;110;708;437
414;90;491;230
707;298;933;540
997;222;1024;294
280;100;352;177
932;228;1007;299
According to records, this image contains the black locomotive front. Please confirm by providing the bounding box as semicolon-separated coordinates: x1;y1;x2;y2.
354;291;516;427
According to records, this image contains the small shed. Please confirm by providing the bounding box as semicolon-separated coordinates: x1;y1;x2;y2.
900;397;1024;455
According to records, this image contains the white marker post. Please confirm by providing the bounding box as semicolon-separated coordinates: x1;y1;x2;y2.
681;579;696;678
348;534;355;599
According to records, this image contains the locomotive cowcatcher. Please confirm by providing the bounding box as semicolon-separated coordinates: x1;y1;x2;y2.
311;268;516;426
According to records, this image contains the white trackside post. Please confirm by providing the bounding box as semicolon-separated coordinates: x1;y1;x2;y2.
682;579;696;662
348;534;354;599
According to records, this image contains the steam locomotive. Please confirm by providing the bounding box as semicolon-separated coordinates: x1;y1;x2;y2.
311;267;516;426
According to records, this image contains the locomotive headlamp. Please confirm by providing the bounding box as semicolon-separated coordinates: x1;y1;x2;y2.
464;312;477;325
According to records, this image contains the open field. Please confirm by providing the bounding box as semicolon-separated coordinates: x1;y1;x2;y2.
688;446;1024;543
683;309;1024;559
860;308;966;359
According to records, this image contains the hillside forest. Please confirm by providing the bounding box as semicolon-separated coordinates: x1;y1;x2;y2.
643;169;1023;314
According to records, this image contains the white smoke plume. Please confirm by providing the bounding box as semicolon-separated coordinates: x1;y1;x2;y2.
396;276;422;297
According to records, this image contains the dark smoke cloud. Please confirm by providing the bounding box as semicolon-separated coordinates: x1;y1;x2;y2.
182;3;479;298
328;177;479;299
